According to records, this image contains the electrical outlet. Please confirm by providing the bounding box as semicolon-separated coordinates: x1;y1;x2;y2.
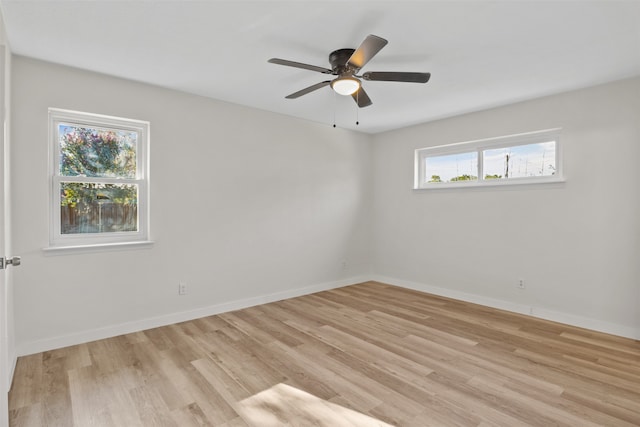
178;282;187;295
517;279;525;289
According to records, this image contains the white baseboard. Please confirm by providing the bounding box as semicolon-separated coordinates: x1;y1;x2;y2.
16;275;370;357
372;274;639;340
15;273;638;357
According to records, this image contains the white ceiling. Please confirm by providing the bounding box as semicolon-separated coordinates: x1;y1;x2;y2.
1;1;639;134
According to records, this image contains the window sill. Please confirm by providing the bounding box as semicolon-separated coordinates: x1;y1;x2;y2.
414;176;566;191
43;240;154;256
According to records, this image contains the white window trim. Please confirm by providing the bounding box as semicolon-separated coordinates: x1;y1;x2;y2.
414;128;564;190
47;108;152;251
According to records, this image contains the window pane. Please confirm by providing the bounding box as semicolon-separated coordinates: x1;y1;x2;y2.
483;141;556;179
60;183;138;234
59;124;137;178
425;152;478;183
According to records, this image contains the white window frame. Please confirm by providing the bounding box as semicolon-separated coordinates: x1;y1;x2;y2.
47;108;151;251
414;128;564;190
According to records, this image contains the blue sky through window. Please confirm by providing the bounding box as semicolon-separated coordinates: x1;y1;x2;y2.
483;141;556;178
425;151;478;182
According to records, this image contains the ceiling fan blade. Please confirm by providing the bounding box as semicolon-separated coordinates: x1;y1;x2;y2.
268;58;333;74
347;35;388;70
362;71;431;83
351;87;373;108
285;81;331;99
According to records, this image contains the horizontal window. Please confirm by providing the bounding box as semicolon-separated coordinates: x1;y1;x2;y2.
415;129;562;189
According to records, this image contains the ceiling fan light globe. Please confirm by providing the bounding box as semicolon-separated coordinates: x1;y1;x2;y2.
331;77;361;96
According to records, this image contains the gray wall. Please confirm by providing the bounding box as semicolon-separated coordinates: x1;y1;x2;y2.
371;76;640;338
11;57;372;354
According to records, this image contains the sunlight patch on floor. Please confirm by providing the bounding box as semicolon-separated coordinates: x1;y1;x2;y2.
238;383;393;427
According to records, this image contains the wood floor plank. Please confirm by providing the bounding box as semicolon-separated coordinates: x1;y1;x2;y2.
40;354;73;427
169;402;213;427
9;354;43;411
9;281;640;426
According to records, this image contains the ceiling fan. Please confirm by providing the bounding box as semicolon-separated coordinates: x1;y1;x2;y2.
268;34;430;108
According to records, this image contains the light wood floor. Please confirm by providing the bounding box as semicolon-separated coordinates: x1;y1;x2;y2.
9;281;640;426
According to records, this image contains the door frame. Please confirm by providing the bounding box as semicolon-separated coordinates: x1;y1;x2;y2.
0;42;9;427
0;18;12;427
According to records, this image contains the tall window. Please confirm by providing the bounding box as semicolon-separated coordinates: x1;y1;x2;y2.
49;109;150;248
415;129;562;189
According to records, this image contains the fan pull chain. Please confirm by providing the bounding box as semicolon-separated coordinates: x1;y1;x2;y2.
356;90;359;126
333;90;337;128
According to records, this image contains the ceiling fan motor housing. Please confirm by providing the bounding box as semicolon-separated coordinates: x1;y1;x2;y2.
329;48;356;74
